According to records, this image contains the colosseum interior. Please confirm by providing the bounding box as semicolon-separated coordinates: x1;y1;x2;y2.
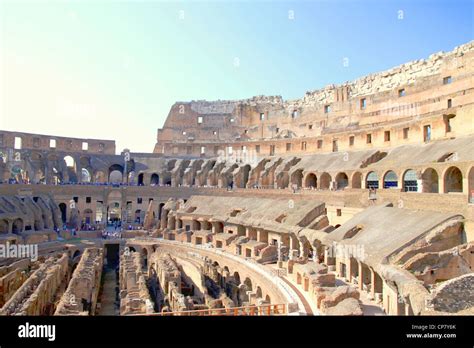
0;41;473;319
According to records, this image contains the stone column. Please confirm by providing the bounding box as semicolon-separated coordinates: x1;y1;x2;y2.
370;267;376;298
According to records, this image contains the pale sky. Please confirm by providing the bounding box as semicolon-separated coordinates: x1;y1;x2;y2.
1;0;472;153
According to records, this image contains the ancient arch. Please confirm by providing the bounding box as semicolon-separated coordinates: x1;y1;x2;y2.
94;170;107;183
383;170;398;189
290;169;303;188
366;171;379;189
58;203;67;224
83;209;93;224
403;169;418;192
108;164;124;183
319;172;331;190
352;172;362;189
444;166;463;193
0;219;8;233
81;168;91;183
150;173;159;186
12;218;23;233
335;172;349;190
422;168;439;193
109;170;122;183
304;173;317;188
137;173;144;186
469;166;474;203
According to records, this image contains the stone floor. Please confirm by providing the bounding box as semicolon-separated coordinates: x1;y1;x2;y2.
97;267;119;316
335;277;385;316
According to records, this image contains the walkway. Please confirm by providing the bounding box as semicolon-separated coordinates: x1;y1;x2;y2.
335;277;385;315
279;276;315;315
98;267;119;315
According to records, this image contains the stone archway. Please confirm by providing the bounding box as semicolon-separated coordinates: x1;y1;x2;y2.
304;173;317;188
422;168;439;193
444;166;463;193
319;172;331;190
352;172;362;189
335;172;349;190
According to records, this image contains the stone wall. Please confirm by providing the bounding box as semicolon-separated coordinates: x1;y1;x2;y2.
54;248;103;315
0;253;68;315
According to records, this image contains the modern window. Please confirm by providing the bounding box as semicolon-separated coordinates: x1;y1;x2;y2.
82;142;88;151
324;105;331;113
398;88;406;97
197;116;203;124
384;131;391;142
443;76;452;85
349;136;355;146
360;98;366;110
366;134;372;144
317;140;323;149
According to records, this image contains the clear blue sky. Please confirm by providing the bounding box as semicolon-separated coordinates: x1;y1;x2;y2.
0;0;472;153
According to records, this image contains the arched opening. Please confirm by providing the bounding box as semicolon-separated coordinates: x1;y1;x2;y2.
81;168;91;183
83;209;93;225
107;202;121;223
319;172;331;190
135;209;142;223
59;203;67;224
0;220;9;233
352;172;362;189
422;168;439;193
142;248;148;269
403;169;418;192
158;203;165;220
109;171;122;183
128;171;136;184
469;167;474;203
12;219;23;234
256;286;263;299
290;169;303;188
335;172;349;190
383;170;398;189
304;173;317;188
137;173;144;186
64;155;75;169
233;271;241;285
94;170;106;183
108;164;123;183
150;173;159;186
366;171;379;189
444;166;463;193
244;277;253;291
265;295;271;303
64;156;78;183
